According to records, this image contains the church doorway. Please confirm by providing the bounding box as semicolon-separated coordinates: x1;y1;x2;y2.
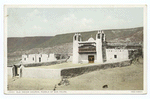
39;57;41;62
88;55;94;63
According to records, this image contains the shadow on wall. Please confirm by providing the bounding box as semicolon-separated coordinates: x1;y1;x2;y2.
61;60;132;79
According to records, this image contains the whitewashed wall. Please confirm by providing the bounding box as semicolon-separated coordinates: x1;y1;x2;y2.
106;49;129;62
67;56;73;62
22;54;57;64
41;54;48;62
22;67;61;79
47;54;57;61
35;54;42;62
28;54;36;63
22;55;28;63
7;67;13;77
79;54;97;63
73;40;79;64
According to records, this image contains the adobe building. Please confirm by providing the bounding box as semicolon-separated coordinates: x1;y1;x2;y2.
72;30;129;64
22;53;57;64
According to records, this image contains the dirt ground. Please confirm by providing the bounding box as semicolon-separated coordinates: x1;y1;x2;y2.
7;59;143;90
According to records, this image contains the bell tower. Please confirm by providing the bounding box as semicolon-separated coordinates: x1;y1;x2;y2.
73;33;81;64
96;30;105;63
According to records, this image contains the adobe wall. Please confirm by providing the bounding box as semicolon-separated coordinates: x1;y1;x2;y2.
67;56;73;62
22;67;61;79
61;60;131;78
106;49;129;62
47;54;57;61
22;59;67;67
7;67;13;77
22;54;57;64
7;60;131;79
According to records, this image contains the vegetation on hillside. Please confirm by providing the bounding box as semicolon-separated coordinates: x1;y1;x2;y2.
8;27;143;54
7;36;52;53
37;27;143;48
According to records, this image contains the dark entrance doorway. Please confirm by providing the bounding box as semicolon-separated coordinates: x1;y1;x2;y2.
39;57;41;62
88;55;94;63
14;65;19;76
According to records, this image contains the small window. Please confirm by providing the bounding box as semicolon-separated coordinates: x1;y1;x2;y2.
33;57;34;61
24;58;26;60
114;55;117;58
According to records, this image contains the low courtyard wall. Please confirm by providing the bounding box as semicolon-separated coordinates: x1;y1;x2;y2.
7;67;13;77
61;60;131;78
22;67;61;79
7;59;67;78
7;60;131;79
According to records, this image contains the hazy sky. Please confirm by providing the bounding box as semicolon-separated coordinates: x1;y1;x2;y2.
7;7;143;37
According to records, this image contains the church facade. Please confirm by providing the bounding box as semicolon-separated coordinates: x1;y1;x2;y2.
72;30;129;64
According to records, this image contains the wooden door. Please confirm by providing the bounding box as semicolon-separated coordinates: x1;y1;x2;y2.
39;57;41;62
88;55;94;63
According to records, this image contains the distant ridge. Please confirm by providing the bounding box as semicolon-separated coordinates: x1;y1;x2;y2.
7;36;53;38
8;27;143;53
8;36;53;53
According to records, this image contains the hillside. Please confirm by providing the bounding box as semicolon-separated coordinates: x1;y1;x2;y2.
7;27;143;55
36;27;143;48
7;36;53;53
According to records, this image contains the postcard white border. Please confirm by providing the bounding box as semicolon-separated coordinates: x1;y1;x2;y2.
4;5;147;95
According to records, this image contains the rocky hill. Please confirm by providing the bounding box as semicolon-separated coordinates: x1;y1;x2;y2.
7;27;143;56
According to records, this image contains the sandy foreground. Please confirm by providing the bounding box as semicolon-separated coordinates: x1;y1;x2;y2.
7;61;143;90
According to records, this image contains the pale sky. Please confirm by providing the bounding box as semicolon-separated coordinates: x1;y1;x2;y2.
7;7;143;37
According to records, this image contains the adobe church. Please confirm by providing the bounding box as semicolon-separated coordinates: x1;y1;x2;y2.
72;30;129;64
